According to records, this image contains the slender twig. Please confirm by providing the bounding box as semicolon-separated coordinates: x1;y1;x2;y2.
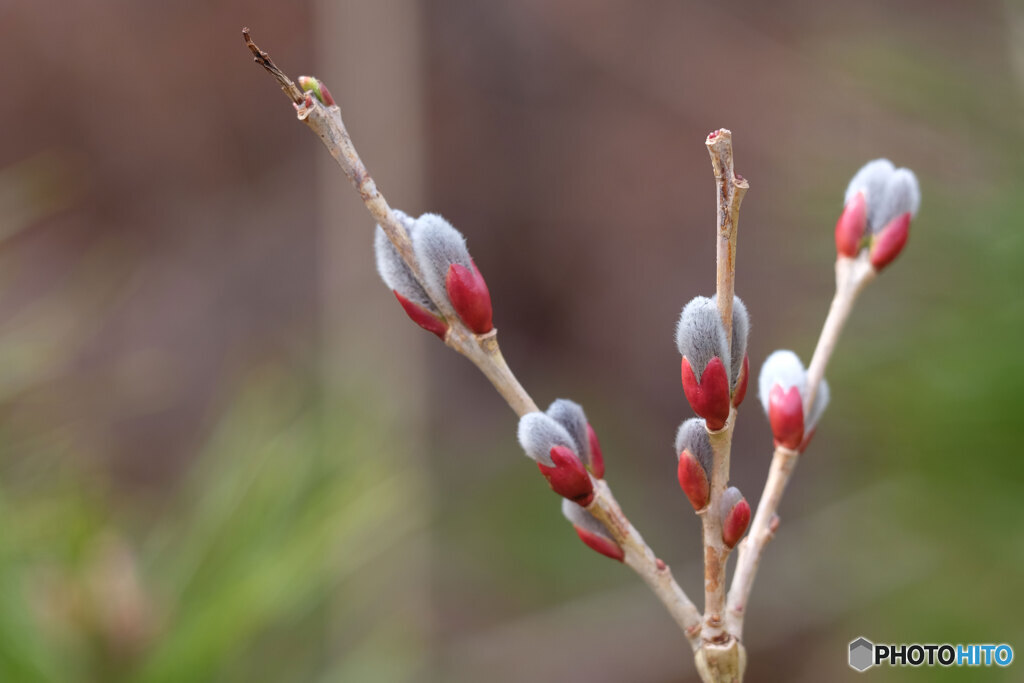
706;130;748;342
244;28;304;103
724;445;796;637
725;252;876;639
700;410;735;643
696;130;748;683
588;481;703;649
803;255;875;413
243;28;703;648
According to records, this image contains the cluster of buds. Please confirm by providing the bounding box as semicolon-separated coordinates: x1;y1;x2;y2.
757;350;829;451
675;296;749;431
518;399;604;507
374;211;494;339
674;295;752;548
835;159;921;271
675;417;752;547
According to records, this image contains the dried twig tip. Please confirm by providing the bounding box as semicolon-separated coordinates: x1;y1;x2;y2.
241;28;304;103
706;129;729;144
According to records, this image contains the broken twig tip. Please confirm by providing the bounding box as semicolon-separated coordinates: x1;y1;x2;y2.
241;27;304;103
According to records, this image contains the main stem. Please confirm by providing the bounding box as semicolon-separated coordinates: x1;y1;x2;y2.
701;412;735;643
707;129;748;343
697;131;748;683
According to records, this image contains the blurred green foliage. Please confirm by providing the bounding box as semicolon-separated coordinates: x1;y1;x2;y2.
0;369;424;682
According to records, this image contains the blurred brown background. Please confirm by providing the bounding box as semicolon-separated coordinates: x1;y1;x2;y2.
0;1;1021;682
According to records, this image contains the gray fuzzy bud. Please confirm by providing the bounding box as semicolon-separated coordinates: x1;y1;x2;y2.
411;213;474;309
374;210;437;312
674;417;713;479
845;159;893;209
871;168;920;233
517;412;578;467
757;350;806;416
676;296;731;382
720;486;744;515
757;350;830;431
561;499;613;541
806;378;830;432
546;399;590;467
844;159;921;233
728;296;749;390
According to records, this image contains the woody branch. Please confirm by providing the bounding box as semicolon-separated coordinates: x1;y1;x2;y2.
694;130;748;683
243;27;703;648
726;252;875;638
725;153;919;641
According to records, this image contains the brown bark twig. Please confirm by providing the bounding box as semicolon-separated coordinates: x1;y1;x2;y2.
695;130;748;683
707;129;748;343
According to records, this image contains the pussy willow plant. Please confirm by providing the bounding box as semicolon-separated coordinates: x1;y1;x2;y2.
243;30;921;683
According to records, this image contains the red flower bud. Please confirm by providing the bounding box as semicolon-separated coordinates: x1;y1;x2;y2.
869;212;910;271
681;356;731;431
393;291;448;339
732;354;749;408
835;191;867;257
586;423;605;479
538;445;593;506
768;384;804;450
571;524;625;561
562;499;623;562
721;491;751;549
318;83;335;107
445;261;493;334
677;450;710;511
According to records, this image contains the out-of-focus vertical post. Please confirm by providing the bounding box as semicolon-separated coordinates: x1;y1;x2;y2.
315;0;431;679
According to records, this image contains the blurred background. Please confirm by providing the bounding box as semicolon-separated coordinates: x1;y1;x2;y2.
1;1;1021;681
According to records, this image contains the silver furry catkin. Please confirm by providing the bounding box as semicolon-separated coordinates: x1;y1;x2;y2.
676;296;730;381
410;213;474;309
719;485;751;548
373;210;437;311
872;168;920;232
844;159;921;233
757;350;830;431
546;399;591;467
720;486;744;516
561;498;624;561
517;412;579;467
725;295;749;390
675;417;713;480
561;499;611;540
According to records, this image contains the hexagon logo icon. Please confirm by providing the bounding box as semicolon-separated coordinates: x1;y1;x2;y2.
849;637;874;672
